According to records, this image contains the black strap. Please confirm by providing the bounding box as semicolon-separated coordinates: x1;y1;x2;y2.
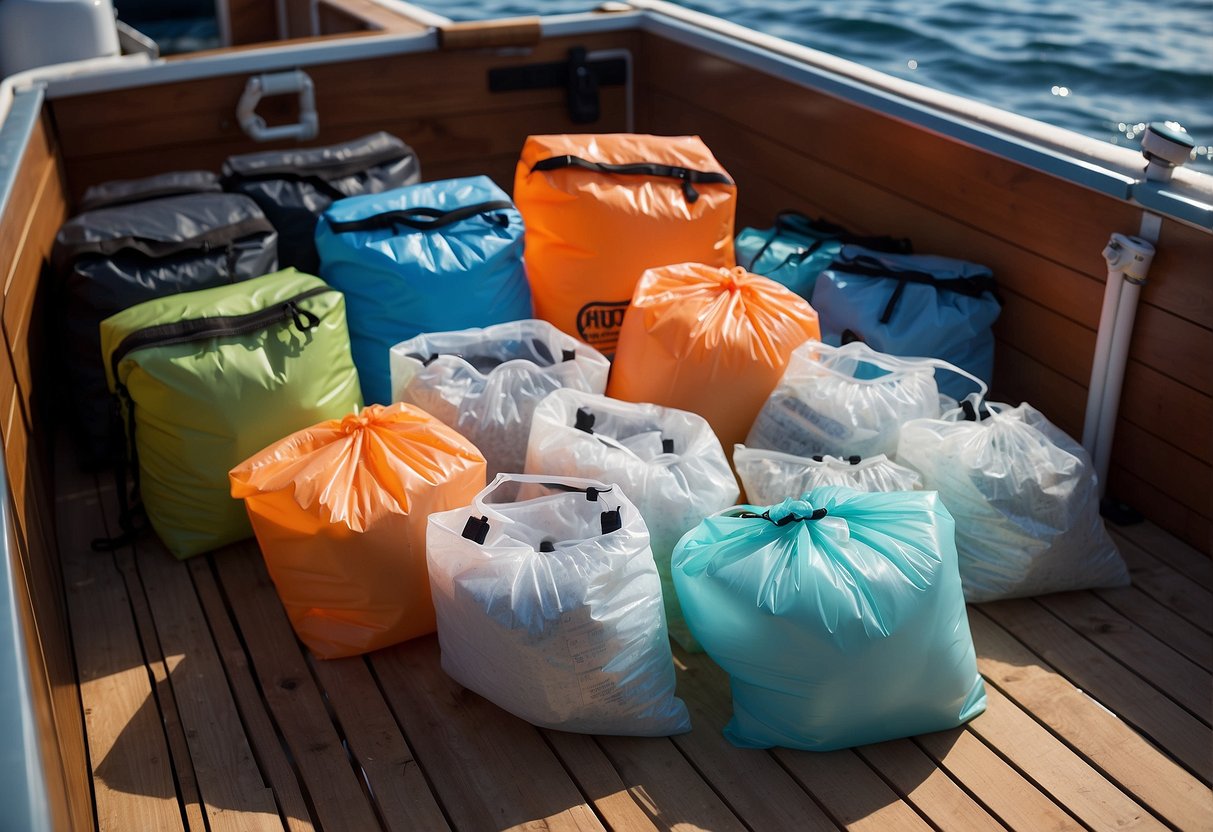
326;200;514;234
746;211;912;274
830;255;999;324
736;507;829;525
530;155;732;203
91;385;148;552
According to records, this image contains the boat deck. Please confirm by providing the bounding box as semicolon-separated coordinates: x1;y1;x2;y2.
58;448;1213;832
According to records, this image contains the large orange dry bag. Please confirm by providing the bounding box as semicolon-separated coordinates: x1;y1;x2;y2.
230;403;486;659
607;263;821;450
515;134;736;353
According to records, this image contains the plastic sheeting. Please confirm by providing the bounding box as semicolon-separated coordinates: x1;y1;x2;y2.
896;398;1129;602
55;191;277;470
391;319;609;478
223;132;420;274
733;445;921;505
230;403;486;659
525;390;739;651
607;264;821;451
746;341;983;459
811;246;999;400
426;474;691;736
316;175;532;404
672;488;986;750
101;269;362;558
515;134;736;353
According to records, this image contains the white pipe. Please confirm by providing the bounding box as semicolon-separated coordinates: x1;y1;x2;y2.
1081;260;1125;453
1090;234;1156;490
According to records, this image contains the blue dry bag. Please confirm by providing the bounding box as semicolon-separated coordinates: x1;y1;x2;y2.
315;176;532;403
811;245;1000;400
672;487;986;751
735;211;911;299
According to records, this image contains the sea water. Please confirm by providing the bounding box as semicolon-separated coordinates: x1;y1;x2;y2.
420;0;1213;171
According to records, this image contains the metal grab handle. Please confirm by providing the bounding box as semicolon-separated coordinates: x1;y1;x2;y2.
236;70;318;142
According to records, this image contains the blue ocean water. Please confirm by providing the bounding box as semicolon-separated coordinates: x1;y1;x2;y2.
421;0;1213;172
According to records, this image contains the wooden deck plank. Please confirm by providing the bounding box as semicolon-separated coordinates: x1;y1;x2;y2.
913;728;1084;832
134;539;284;831
1116;522;1213;590
961;687;1171;832
56;470;184;832
668;648;838;831
1093;584;1213;671
595;735;751;832
369;636;607;832
773;748;934;832
539;732;662;832
1034;591;1212;720
969;610;1212;829
108;544;208;832
187;559;316;832
980;600;1211;779
1113;531;1213;633
853;740;1008;832
305;653;452;832
211;544;384;832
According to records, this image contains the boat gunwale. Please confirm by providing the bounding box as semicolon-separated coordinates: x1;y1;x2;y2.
6;3;1209;231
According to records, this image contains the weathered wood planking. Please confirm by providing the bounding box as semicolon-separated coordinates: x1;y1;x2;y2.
1;113;91;832
211;545;384;832
370;637;607;832
55;463;183;832
969;610;1213;829
133;538;283;832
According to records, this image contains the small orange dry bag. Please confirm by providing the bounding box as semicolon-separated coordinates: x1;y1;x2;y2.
230;403;486;659
607;263;821;451
514;134;736;354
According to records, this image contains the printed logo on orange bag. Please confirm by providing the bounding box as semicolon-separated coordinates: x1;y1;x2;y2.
577;300;630;350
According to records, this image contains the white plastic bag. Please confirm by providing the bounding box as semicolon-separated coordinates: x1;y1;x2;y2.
391;320;609;477
896;397;1129;602
734;445;921;505
426;473;691;735
526;390;739;651
746;340;984;459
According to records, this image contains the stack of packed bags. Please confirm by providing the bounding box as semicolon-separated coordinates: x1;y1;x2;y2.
52;126;1128;752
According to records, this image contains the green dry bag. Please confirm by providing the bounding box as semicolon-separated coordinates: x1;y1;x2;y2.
101;268;362;558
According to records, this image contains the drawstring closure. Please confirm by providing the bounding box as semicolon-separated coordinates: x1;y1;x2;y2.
736;507;829;525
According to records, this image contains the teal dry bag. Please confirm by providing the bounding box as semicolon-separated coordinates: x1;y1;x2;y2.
811;245;1000;400
735;211;910;299
315;176;532;404
672;487;986;751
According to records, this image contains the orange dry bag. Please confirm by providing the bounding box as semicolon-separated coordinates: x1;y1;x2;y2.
607;263;821;451
229;403;486;659
515;134;736;354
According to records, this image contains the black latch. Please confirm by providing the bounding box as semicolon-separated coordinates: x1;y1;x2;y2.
462;515;489;544
488;47;628;125
574;407;596;434
600;508;622;534
661;438;675;454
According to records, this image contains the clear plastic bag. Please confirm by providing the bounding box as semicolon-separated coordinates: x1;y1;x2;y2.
896;397;1129;602
526;390;739;651
733;445;921;505
672;488;985;750
746;340;985;459
390;320;610;478
426;474;691;736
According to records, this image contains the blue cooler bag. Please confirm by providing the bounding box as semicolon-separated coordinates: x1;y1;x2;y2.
735;211;911;299
811;245;1000;400
672;487;986;751
315;176;532;403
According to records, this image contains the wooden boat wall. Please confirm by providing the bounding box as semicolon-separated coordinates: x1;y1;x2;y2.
0;1;1209;828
